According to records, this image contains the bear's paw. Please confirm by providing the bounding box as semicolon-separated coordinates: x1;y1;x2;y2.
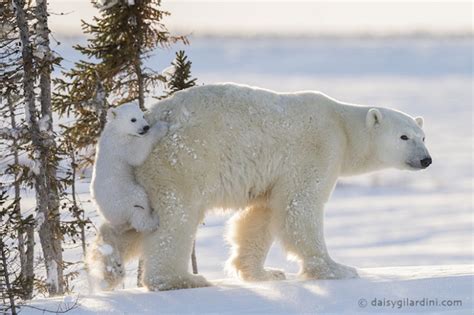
145;273;211;291
238;268;287;282
301;260;359;280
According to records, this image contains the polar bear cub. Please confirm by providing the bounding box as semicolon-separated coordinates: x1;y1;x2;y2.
91;103;167;232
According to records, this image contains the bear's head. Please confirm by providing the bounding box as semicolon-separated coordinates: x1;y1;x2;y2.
106;103;150;137
366;108;432;171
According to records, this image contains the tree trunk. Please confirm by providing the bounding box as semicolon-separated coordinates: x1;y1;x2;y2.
0;238;18;315
133;9;145;111
137;259;144;287
70;148;86;256
24;223;35;299
134;60;145;111
94;71;108;131
7;96;34;299
191;241;198;274
35;0;64;296
13;0;64;296
7;98;25;270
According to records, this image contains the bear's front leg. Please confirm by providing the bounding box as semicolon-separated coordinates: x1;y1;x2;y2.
273;184;358;280
141;190;210;291
86;224;125;291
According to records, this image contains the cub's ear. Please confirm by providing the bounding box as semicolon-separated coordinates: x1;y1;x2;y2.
415;116;424;128
107;108;117;120
366;108;383;128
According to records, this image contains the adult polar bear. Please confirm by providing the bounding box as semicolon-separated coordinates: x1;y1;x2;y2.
128;83;431;291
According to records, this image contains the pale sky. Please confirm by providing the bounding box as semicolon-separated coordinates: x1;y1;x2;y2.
48;0;473;37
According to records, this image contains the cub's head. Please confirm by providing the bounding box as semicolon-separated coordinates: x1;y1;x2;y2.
366;108;432;171
106;103;150;137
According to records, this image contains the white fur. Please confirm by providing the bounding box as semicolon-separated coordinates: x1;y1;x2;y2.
91;103;167;232
96;84;431;291
88;103;167;290
86;223;142;291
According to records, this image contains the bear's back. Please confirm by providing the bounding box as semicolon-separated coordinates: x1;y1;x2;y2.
148;83;338;129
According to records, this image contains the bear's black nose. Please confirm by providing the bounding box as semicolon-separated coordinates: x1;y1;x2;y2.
420;157;432;168
143;125;150;131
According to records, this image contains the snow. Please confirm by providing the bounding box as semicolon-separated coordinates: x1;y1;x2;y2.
97;244;113;256
45;259;59;291
95;0;119;11
38;114;50;132
161;65;176;81
22;266;473;314
30;150;41;176
33;44;48;59
12;36;474;313
0;127;12;138
24;104;31;125
63;295;75;304
35;212;45;230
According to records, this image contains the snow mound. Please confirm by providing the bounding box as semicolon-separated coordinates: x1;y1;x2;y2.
24;265;472;314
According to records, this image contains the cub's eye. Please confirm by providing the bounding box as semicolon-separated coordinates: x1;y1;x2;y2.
131;118;137;123
400;135;409;140
422;137;425;142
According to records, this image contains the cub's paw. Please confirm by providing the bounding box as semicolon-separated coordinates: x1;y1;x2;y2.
130;207;160;232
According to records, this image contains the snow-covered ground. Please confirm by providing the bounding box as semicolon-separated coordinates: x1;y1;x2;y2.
23;265;473;314
16;36;474;313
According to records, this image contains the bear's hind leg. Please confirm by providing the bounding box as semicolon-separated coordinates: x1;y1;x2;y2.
86;224;125;291
227;204;285;281
86;223;143;291
142;190;210;291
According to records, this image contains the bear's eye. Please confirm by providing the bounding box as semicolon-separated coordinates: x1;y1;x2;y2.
131;118;137;123
422;137;425;142
400;135;409;140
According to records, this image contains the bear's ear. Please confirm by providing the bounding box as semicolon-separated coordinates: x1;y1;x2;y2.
107;108;117;120
415;116;424;129
366;108;383;128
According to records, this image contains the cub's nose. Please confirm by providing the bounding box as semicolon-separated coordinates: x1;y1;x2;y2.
143;125;150;132
420;157;432;168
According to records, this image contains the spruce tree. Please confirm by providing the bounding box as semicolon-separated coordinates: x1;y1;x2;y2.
10;0;64;296
163;50;197;97
0;190;19;314
53;0;187;168
0;190;29;315
0;3;35;299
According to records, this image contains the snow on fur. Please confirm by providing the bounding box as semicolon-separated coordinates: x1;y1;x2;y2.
88;103;169;289
90;102;167;232
92;83;432;291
